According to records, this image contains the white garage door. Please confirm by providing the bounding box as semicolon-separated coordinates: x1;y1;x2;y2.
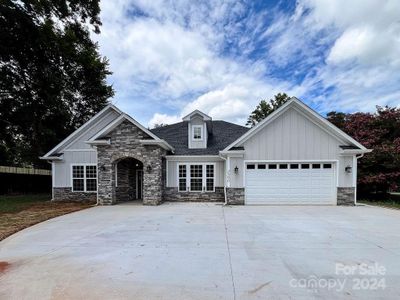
245;162;336;205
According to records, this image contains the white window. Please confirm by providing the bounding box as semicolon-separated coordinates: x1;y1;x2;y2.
177;163;215;192
178;165;187;191
192;125;203;140
190;164;203;191
72;164;97;192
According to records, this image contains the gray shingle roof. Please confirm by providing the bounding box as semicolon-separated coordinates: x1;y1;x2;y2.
150;121;249;155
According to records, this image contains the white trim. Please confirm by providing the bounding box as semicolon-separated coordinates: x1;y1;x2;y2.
39;155;64;161
182;110;212;121
51;162;55;200
352;155;357;188
88;114;174;151
89;114;159;142
41;104;121;158
340;149;373;155
177;163;187;192
166;160;169;187
188;122;191;149
63;149;96;152
70;163;97;193
86;139;110;145
222;97;370;152
176;163;216;192
192;125;204;141
166;155;221;158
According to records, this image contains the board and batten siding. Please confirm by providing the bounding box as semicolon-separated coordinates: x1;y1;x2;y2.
53;150;97;187
166;158;224;187
65;109;120;150
243;108;346;160
228;107;355;188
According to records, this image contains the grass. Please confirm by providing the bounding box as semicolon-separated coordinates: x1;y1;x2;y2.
0;194;51;213
0;194;93;241
358;194;400;210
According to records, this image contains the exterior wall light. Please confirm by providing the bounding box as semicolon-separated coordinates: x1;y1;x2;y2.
345;165;352;173
146;165;152;172
234;166;239;174
100;165;106;171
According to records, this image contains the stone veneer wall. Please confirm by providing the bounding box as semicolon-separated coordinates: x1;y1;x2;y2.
53;187;96;202
337;187;355;206
97;120;166;206
164;187;224;202
226;188;245;205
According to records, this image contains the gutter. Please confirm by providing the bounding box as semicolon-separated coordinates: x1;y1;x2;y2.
354;153;365;205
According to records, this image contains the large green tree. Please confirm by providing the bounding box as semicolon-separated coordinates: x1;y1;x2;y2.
327;106;400;197
246;93;291;127
0;0;114;168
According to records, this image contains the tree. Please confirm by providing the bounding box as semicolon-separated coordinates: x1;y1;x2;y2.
0;0;114;168
246;93;291;127
153;123;167;129
327;106;400;197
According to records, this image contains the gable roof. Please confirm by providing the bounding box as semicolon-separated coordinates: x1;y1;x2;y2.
41;104;122;159
87;114;175;152
151;120;249;155
222;97;370;153
182;110;212;121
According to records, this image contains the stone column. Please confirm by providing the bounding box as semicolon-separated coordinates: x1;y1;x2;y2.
143;152;163;205
97;147;115;205
337;187;355;206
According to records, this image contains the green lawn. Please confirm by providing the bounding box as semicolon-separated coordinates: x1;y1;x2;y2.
0;194;51;213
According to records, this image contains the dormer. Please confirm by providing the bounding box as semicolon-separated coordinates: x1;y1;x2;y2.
182;110;212;149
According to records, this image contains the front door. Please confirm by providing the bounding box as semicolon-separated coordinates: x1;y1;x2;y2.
136;170;143;200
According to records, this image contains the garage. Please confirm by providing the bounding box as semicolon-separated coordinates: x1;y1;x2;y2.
245;162;336;205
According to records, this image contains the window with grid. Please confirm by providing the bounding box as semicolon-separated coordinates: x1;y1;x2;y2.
72;165;85;191
86;165;97;191
206;164;214;191
72;165;97;192
190;164;203;191
193;126;202;140
178;165;187;191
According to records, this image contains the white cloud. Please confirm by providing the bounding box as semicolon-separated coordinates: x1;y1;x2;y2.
148;113;181;128
94;0;400;127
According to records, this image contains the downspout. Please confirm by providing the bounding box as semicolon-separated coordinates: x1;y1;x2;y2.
219;154;228;205
354;153;364;205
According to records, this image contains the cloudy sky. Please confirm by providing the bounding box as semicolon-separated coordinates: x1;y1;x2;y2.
93;0;400;127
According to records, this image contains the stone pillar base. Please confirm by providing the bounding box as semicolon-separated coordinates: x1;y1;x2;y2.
226;188;245;205
337;187;355;206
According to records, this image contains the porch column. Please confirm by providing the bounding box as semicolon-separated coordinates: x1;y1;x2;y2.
97;147;115;205
142;148;164;205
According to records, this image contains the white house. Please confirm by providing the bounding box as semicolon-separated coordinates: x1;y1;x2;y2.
41;97;371;205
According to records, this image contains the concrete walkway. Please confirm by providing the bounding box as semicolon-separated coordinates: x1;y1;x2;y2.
0;203;400;299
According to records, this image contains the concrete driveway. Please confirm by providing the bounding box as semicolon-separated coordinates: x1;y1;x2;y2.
1;203;400;299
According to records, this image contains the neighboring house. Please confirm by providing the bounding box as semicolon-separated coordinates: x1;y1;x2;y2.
40;97;371;206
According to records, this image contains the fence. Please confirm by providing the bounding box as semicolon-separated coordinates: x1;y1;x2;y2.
0;166;51;194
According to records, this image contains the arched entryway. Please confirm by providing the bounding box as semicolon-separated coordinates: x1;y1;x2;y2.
113;157;143;203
